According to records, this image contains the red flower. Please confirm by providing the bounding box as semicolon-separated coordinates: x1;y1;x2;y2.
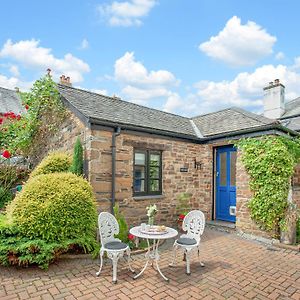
2;150;11;159
16;114;21;120
0;118;3;125
25;104;29;110
178;214;186;221
128;234;135;240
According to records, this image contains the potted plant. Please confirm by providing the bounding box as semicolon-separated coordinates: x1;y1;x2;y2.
176;193;191;231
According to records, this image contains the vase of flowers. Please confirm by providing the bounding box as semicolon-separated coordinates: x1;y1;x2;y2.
146;204;157;226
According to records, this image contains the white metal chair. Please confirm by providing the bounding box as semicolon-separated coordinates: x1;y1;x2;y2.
96;212;134;283
169;210;205;275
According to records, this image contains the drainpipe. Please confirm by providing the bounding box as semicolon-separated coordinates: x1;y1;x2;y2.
111;127;121;214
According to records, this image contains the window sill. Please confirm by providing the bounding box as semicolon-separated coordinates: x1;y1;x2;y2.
133;195;165;201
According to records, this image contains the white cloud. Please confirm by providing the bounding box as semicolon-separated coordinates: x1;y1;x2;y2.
275;51;285;60
79;38;89;50
91;88;108;95
9;65;20;77
113;51;180;105
98;0;156;27
160;63;300;116
199;16;276;67
115;52;177;87
0;73;32;91
0;39;90;83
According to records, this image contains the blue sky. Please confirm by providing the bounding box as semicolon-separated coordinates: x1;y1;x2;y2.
1;0;300;116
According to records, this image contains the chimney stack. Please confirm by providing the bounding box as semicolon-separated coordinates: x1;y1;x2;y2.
263;79;285;119
59;75;72;86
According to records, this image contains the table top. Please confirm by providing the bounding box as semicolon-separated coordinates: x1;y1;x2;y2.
130;226;178;240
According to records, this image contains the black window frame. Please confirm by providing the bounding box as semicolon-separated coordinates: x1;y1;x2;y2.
133;149;162;196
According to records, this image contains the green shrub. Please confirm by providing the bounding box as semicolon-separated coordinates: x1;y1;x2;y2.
70;137;84;176
8;172;97;245
0;187;13;209
0;214;97;269
113;204;129;243
30;152;72;177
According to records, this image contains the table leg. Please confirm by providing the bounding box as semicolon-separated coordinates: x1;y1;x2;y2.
153;239;169;281
134;238;169;281
133;239;151;279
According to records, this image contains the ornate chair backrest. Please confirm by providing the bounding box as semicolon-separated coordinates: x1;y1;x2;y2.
182;210;205;242
98;212;119;246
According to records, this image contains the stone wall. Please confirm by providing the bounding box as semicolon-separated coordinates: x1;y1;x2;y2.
87;129;213;226
33;111;89;167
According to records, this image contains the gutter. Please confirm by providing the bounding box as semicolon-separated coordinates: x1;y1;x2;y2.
88;118;299;145
111;127;121;214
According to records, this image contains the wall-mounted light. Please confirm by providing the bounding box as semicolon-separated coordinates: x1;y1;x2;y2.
194;158;202;170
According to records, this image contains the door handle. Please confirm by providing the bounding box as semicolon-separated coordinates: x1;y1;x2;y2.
216;172;219;177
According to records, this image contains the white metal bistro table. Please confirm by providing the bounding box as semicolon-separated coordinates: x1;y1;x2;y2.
129;226;178;281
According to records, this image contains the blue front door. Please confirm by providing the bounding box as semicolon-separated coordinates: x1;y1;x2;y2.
216;146;237;222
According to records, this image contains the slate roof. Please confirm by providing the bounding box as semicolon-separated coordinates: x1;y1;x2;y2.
191;107;277;137
58;84;285;139
0;87;25;114
281;97;300;118
58;84;196;137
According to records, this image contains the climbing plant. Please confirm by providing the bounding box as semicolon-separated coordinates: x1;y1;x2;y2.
237;136;300;234
0;73;66;157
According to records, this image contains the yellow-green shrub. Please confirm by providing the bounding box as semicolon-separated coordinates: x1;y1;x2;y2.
9;172;97;243
30;152;72;177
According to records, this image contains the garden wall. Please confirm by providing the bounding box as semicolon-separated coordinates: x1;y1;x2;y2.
87;129;213;226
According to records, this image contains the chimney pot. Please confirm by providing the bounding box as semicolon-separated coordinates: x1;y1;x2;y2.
59;75;72;86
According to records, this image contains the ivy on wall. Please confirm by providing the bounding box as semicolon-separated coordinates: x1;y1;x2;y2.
0;74;66;157
237;136;300;234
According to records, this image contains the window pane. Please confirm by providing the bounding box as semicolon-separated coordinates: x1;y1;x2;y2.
135;152;145;165
220;152;227;186
134;179;145;192
150;153;160;166
150;179;160;192
230;151;237;186
149;166;160;178
134;166;145;179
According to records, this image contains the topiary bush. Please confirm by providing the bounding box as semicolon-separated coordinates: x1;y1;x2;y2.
8;172;97;244
30;152;72;177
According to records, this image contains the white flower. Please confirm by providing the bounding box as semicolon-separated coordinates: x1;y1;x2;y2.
146;204;158;217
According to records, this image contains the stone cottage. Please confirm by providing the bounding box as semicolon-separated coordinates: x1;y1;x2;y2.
2;77;299;237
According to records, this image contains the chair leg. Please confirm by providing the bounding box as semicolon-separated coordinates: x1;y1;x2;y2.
186;250;191;275
198;246;205;267
112;253;120;284
169;243;178;267
96;249;104;276
126;248;135;273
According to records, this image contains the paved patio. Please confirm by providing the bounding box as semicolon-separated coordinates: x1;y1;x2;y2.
0;228;299;300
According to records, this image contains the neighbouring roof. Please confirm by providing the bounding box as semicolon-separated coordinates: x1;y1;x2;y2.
0;87;25;114
281;97;300;118
58;84;197;138
191;107;277;137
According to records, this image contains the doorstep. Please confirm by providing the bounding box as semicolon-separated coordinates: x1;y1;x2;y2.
206;220;236;233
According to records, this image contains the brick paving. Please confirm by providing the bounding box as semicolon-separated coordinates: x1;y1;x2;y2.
0;228;299;300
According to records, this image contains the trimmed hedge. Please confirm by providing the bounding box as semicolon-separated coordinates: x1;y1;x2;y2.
8;172;97;243
30;152;72;177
